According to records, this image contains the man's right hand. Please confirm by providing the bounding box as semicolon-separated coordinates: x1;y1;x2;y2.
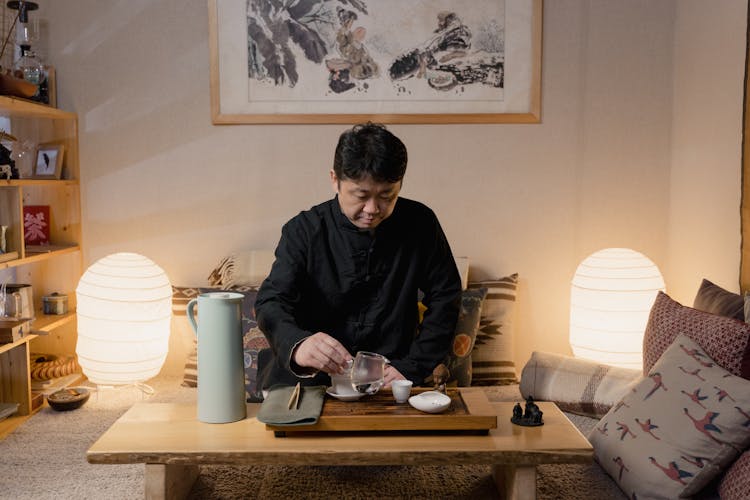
293;332;352;375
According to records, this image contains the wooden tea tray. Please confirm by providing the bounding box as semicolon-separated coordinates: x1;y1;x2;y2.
265;387;497;435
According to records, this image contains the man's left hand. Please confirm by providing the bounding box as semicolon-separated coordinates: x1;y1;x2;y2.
383;365;407;388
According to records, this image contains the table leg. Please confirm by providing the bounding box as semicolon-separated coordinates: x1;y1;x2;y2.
492;464;537;500
145;463;200;500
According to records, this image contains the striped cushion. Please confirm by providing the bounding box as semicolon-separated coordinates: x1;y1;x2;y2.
467;274;519;385
519;351;640;418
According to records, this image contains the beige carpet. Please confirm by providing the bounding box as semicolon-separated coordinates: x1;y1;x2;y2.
0;378;625;500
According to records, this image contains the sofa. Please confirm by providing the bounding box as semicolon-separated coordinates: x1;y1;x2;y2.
517;280;750;500
171;252;749;499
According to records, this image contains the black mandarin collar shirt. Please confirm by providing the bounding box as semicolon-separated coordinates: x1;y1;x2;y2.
255;196;461;388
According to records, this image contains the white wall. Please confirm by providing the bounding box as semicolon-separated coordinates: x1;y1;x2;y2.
32;0;746;374
668;0;746;303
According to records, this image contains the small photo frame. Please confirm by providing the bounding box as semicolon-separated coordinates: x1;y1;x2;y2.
33;143;64;179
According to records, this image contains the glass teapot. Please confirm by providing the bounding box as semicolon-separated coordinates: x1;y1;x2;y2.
350;351;389;394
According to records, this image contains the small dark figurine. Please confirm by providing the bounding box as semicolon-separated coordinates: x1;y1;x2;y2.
511;396;544;427
512;402;523;420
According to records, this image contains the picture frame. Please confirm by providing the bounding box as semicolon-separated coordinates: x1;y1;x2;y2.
32;143;64;179
209;0;542;124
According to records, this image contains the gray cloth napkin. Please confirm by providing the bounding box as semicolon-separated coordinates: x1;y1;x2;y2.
257;384;326;426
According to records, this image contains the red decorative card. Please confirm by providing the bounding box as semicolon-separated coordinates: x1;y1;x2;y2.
23;205;50;244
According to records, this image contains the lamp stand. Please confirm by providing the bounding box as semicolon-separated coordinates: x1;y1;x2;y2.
89;381;156;404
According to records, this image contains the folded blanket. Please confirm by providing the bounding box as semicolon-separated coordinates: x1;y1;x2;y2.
519;351;640;418
256;385;326;426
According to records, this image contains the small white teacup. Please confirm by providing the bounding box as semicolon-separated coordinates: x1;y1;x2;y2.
391;379;413;403
330;373;357;395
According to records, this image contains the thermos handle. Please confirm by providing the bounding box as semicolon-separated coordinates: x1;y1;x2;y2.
186;298;198;336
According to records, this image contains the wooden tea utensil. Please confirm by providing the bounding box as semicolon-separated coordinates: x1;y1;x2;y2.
287;382;301;410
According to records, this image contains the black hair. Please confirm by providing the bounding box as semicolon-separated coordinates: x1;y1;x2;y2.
333;123;408;183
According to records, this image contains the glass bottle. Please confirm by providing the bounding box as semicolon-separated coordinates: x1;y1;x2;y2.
15;44;43;85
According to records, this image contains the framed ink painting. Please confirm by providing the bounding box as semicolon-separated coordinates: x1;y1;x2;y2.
209;0;542;124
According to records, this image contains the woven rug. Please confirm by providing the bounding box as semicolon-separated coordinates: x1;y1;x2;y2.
0;378;625;499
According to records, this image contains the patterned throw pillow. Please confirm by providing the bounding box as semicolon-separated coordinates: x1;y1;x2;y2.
693;278;745;321
467;274;519;385
444;287;488;386
172;285;269;402
675;285;750;498
699;286;750;500
643;291;750;379
589;334;750;499
414;288;488;387
719;450;750;500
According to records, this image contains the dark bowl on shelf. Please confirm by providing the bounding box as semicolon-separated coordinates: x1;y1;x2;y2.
47;387;90;411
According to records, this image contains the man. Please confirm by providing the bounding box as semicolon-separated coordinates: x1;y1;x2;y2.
255;123;461;390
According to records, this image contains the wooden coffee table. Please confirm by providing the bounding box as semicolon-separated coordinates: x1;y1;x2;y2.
87;389;592;500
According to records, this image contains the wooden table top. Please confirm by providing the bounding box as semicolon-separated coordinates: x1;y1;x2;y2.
87;394;593;467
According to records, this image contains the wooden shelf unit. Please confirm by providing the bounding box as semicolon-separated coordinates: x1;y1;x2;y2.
0;96;82;439
0;334;37;439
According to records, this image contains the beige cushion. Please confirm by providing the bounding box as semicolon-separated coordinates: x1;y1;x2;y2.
589;334;750;499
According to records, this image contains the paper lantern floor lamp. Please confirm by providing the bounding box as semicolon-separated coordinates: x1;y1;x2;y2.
76;253;172;386
569;248;665;370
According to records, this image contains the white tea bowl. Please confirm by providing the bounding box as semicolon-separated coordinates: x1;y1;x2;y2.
408;391;451;414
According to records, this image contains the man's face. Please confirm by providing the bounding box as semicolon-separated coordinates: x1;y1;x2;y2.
331;171;401;230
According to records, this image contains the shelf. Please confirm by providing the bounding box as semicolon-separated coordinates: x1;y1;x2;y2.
32;310;76;332
0;245;80;270
0;95;75;120
0;333;37;355
0;179;79;187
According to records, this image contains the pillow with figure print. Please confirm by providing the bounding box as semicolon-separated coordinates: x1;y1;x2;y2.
588;334;750;500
